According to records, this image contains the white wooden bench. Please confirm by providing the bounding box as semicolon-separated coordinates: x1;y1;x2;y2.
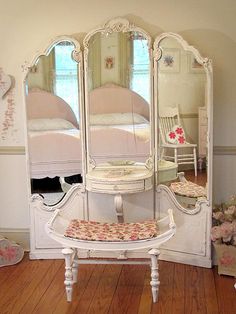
46;208;176;303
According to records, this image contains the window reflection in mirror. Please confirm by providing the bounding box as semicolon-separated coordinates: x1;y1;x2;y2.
25;40;82;205
157;37;207;209
27;41;79;120
86;31;151;167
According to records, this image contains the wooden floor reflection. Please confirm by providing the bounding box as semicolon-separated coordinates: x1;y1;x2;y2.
184;169;207;187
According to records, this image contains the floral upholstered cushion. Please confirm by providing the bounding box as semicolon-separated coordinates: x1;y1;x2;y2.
170;181;207;198
64;219;159;242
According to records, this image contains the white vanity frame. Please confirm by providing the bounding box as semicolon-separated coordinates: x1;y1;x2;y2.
23;18;213;268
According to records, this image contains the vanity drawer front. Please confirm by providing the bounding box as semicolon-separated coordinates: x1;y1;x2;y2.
89;180;145;193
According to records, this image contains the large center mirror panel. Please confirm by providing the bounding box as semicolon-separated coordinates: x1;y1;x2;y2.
25;38;84;205
84;18;153;171
154;33;212;209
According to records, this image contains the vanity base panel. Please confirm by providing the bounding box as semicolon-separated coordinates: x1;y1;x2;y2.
30;188;211;268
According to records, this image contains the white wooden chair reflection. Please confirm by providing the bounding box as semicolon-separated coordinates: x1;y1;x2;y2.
159;105;198;176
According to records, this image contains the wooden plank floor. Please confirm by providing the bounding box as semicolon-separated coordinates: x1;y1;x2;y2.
0;256;235;314
181;169;207;187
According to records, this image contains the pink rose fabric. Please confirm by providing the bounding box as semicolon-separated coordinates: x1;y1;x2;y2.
64;219;159;242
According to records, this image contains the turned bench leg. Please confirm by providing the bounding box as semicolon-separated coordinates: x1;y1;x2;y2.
62;247;75;302
148;248;160;303
72;249;79;283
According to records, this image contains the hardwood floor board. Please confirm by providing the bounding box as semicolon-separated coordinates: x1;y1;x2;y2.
202;267;219;314
74;264;106;313
138;267;153;314
19;259;63;314
184;265;207;314
1;258;236;314
0;254;29;298
29;262;66;313
125;264;148;314
0;255;29;287
214;267;236;314
151;261;175;314
87;264;122;314
4;259;54;314
184;169;207;187
108;264;147;314
53;264;101;314
0;257;43;312
171;263;185;314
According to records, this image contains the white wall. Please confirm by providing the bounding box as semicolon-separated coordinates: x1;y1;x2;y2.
0;0;236;230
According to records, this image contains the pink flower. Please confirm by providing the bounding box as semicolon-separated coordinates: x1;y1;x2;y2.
3;247;17;260
220;222;233;242
211;226;221;241
169;131;176;139
225;205;236;216
232;220;236;234
97;233;106;240
130;233;138;240
213;211;225;222
224;214;234;222
176;127;183;135
178;136;186;144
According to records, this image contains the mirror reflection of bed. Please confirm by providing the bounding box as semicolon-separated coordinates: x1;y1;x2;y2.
88;83;150;166
86;30;152;169
26;87;151;206
26;89;83;204
25;40;82;205
156;36;208;209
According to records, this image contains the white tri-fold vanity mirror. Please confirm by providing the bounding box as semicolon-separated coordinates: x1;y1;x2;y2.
23;17;213;267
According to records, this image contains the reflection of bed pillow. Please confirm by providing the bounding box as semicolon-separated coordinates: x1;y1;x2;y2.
166;124;186;144
28;118;76;131
90;113;148;125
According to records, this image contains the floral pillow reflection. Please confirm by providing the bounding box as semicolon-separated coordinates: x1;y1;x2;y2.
166;124;186;144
